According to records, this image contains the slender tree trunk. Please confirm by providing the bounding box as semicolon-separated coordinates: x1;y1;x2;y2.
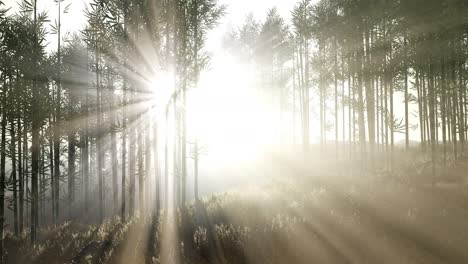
181;89;187;207
68;99;76;220
31;0;40;243
429;62;437;185
11;119;18;235
442;57;447;167
364;23;375;169
49;122;55;221
380;74;384;154
153;119;160;213
129;117;136;217
451;51;458;159
121;80;127;221
173;101;179;207
121;3;129;221
18;116;23;234
111;84;119;216
458;39;465;156
24;127;29;229
376;69;380;150
357;51;366;169
40;128;45;224
23;124;28;231
0;75;7;258
145;117;151;215
342;55;346;152
404;35;409;150
416;71;425;151
348;63;352;158
303;39;310;151
194;139;199;200
334;37;339;158
193;0;200;200
138;121;144;216
83;108;89;217
423;73;431;149
389;47;394;171
95;43;104;222
53;6;62;223
164;109;169;210
319;41;325;150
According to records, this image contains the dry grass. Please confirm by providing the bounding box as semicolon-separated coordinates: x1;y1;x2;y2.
5;152;468;263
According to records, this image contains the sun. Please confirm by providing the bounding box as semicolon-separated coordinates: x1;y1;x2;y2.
145;71;176;114
143;55;279;165
186;56;279;163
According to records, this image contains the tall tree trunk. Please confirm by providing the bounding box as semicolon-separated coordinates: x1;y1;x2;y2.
164;109;169;210
128;105;137;215
31;0;40;243
342;54;346;152
10;119;18;235
181;89;187;207
442;57;447;167
348;62;352;158
193;0;200;201
111;84;119;216
145;117;151;214
53;2;62;223
364;23;375;169
303;39;310;151
319;41;325;150
458;39;465;156
173;101;179;207
0;75;7;259
83;106;89;217
357;50;367;168
23;124;28;231
129;118;136;217
334;37;339;158
451;50;458;159
389;45;394;171
121;2;129;221
404;35;409;150
18;116;23;234
40;128;45;224
95;43;104;222
416;71;425;151
423;73;431;150
429;62;437;185
49;120;55;221
24;126;29;230
121;80;127;221
138;121;144;216
293;49;297;144
153;120;160;213
68;99;76;220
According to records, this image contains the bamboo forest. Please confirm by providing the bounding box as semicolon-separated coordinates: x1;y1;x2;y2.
0;0;467;263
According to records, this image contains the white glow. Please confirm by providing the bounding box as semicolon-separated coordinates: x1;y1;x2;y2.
187;55;278;163
147;70;176;116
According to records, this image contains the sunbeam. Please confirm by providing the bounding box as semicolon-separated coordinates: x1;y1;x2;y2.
1;0;468;263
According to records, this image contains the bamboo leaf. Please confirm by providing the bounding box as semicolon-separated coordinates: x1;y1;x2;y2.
64;3;71;14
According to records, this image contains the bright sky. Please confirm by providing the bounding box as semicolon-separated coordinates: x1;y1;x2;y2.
3;0;297;51
3;0;88;51
202;0;299;58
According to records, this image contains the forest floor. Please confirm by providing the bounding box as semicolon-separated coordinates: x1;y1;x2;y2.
4;149;468;264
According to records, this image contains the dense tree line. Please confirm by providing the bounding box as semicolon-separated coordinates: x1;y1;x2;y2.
0;0;224;261
228;0;468;173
